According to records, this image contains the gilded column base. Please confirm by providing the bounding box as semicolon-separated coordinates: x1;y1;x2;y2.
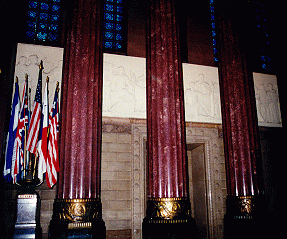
224;195;268;239
49;198;105;239
143;198;197;238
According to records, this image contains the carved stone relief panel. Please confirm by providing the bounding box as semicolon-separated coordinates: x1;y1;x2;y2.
14;43;64;107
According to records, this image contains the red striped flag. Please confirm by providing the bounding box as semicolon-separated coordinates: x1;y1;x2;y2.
46;83;60;188
26;62;43;154
37;78;49;182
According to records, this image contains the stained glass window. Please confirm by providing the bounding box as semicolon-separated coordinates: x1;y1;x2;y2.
103;0;125;53
254;1;272;71
26;0;61;45
209;0;218;63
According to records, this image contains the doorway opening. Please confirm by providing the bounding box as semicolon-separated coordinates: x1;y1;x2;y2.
187;143;209;239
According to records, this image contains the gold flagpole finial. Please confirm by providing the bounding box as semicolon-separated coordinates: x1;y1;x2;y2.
46;76;49;83
25;74;28;81
15;76;18;83
39;60;44;70
57;82;60;92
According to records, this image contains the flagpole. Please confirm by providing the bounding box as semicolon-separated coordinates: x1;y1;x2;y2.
23;74;29;179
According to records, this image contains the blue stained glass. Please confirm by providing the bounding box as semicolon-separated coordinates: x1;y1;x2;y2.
105;31;113;40
105;4;113;11
50;23;58;31
105;41;113;49
26;0;61;44
103;0;124;52
28;11;37;18
116;14;123;21
41;3;49;11
29;1;37;9
27;21;36;29
51;14;59;21
117;6;123;13
105;22;113;30
52;4;60;12
104;13;113;21
116;42;122;49
116;24;122;31
40;12;48;20
27;31;35;39
39;22;47;30
37;32;47;41
49;33;58;41
116;33;123;41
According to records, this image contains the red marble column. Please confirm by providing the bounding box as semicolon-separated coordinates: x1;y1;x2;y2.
143;1;197;237
50;0;105;237
146;0;187;200
216;2;265;238
216;0;263;200
58;0;103;200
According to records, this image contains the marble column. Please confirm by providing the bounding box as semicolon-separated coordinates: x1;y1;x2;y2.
49;0;105;237
215;1;266;238
143;0;196;238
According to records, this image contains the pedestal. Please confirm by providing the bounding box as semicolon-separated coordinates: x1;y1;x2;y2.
49;199;106;239
142;198;197;239
13;191;41;239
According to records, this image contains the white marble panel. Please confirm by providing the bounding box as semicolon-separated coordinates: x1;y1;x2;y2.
253;72;282;127
14;45;282;127
14;43;64;109
183;63;222;123
103;53;146;119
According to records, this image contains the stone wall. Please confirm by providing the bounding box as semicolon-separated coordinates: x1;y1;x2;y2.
2;118;227;239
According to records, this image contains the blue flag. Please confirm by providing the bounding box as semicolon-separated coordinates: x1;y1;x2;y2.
4;80;20;182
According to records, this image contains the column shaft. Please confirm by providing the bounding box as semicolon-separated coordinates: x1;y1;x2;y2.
146;0;187;199
216;1;266;238
216;0;263;199
50;0;105;237
58;0;103;200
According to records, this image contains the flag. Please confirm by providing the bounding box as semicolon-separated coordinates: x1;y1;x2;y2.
26;62;43;154
46;83;60;188
37;78;49;182
3;79;20;182
11;77;29;183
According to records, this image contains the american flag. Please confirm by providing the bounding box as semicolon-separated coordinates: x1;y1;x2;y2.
26;62;43;154
11;77;29;183
46;83;60;188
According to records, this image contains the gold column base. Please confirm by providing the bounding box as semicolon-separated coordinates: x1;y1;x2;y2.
226;195;265;219
145;197;191;223
52;198;102;224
